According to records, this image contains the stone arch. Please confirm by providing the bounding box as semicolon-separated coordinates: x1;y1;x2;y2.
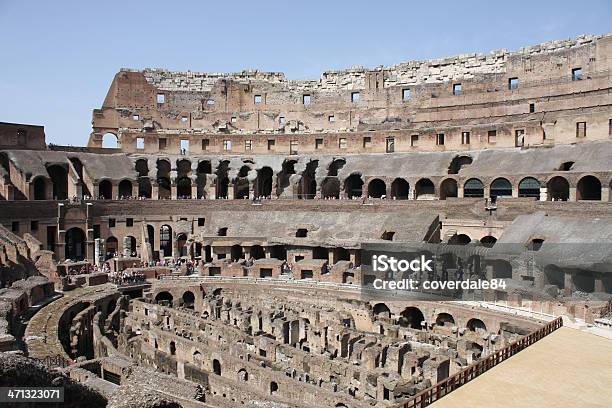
435;312;455;327
102;132;119;148
466;318;487;333
391;178;409;200
65;227;86;261
367;178;386;198
448;234;471;245
373;303;391;318
118;179;132;198
439;178;458;200
160;225;172;257
518;177;540;198
213;359;222;376
577;175;602;200
135;159;149;176
480;235;497;248
344;173;363;198
177;233;188;257
138;178;152;198
105;236;118;259
547;176;569;201
216;160;230;199
490;177;512;199
182;291;195;309
32;176;47;200
415;178;435;199
155;291;173;304
255;167;273;198
177;177;192;199
157;160;172;199
238;368;249;381
299;160;318;199
47;165;68;200
196;160;212;199
321;177;340;199
234;165;251;199
270;381;278;395
277;159;297;197
98;179;113;200
398;307;425;329
464;178;484;198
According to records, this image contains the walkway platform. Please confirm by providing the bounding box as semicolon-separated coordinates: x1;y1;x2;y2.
431;327;612;408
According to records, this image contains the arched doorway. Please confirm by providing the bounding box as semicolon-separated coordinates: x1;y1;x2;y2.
182;291;195;309
373;303;391;318
155;291;173;304
391;178;409;199
47;165;68;200
435;313;455;327
157;160;171;199
33;177;47;200
344;174;363;198
160;225;172;257
448;234;471;245
466;318;487;333
490;178;512;199
415;178;435;200
480;236;497;248
65;227;86;261
118;180;132;198
547;176;569;201
196;160;211;199
138;178;152;198
125;235;137;256
367;178;386;198
177;177;192;199
98;180;113;200
577;176;601;200
321;177;340;199
464;178;484;198
105;236;118;259
518;177;540;198
398;307;425;329
439;179;458;200
234;166;251;199
255;167;273;198
177;233;188;257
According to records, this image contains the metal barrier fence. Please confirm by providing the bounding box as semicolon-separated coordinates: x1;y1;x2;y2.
31;355;70;369
401;316;563;408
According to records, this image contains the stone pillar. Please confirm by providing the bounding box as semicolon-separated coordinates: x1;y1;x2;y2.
191;176;198;198
564;272;574;296
386;181;392;199
511;185;519;198
151;182;159;200
94;238;104;268
112;181;119;200
539;187;547;201
408;189;415;200
171;180;177;200
602;186;610;202
457;185;464;198
484;185;491;200
594;273;605;293
569;187;577;202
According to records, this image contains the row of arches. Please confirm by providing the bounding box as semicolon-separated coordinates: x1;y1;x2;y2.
373;304;488;333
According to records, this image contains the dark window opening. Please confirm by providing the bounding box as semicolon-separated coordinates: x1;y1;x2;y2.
218;227;228;236
198;218;205;227
296;229;308;238
30;220;39;231
572;68;582;81
126;218;133;227
381;231;395;241
576;122;586;138
452;83;462;96
109;218;116;228
529;103;535;113
436;133;445;146
508;77;519;90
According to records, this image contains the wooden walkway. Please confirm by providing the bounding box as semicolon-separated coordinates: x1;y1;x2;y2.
431;327;612;408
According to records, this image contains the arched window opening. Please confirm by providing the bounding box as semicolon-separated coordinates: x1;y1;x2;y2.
464;178;484;198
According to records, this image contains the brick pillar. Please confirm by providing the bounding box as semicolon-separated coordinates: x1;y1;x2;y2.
601;186;610;202
539;187;547;201
569;187;577;201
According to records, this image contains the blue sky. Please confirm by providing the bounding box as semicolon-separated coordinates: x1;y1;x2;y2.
1;0;611;146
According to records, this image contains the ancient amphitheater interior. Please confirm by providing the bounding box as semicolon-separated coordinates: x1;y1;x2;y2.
1;31;612;408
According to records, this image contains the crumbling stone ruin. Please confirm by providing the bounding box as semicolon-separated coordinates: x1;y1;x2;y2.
0;33;611;407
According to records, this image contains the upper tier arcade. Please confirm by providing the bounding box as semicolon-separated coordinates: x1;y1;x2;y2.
90;33;612;154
